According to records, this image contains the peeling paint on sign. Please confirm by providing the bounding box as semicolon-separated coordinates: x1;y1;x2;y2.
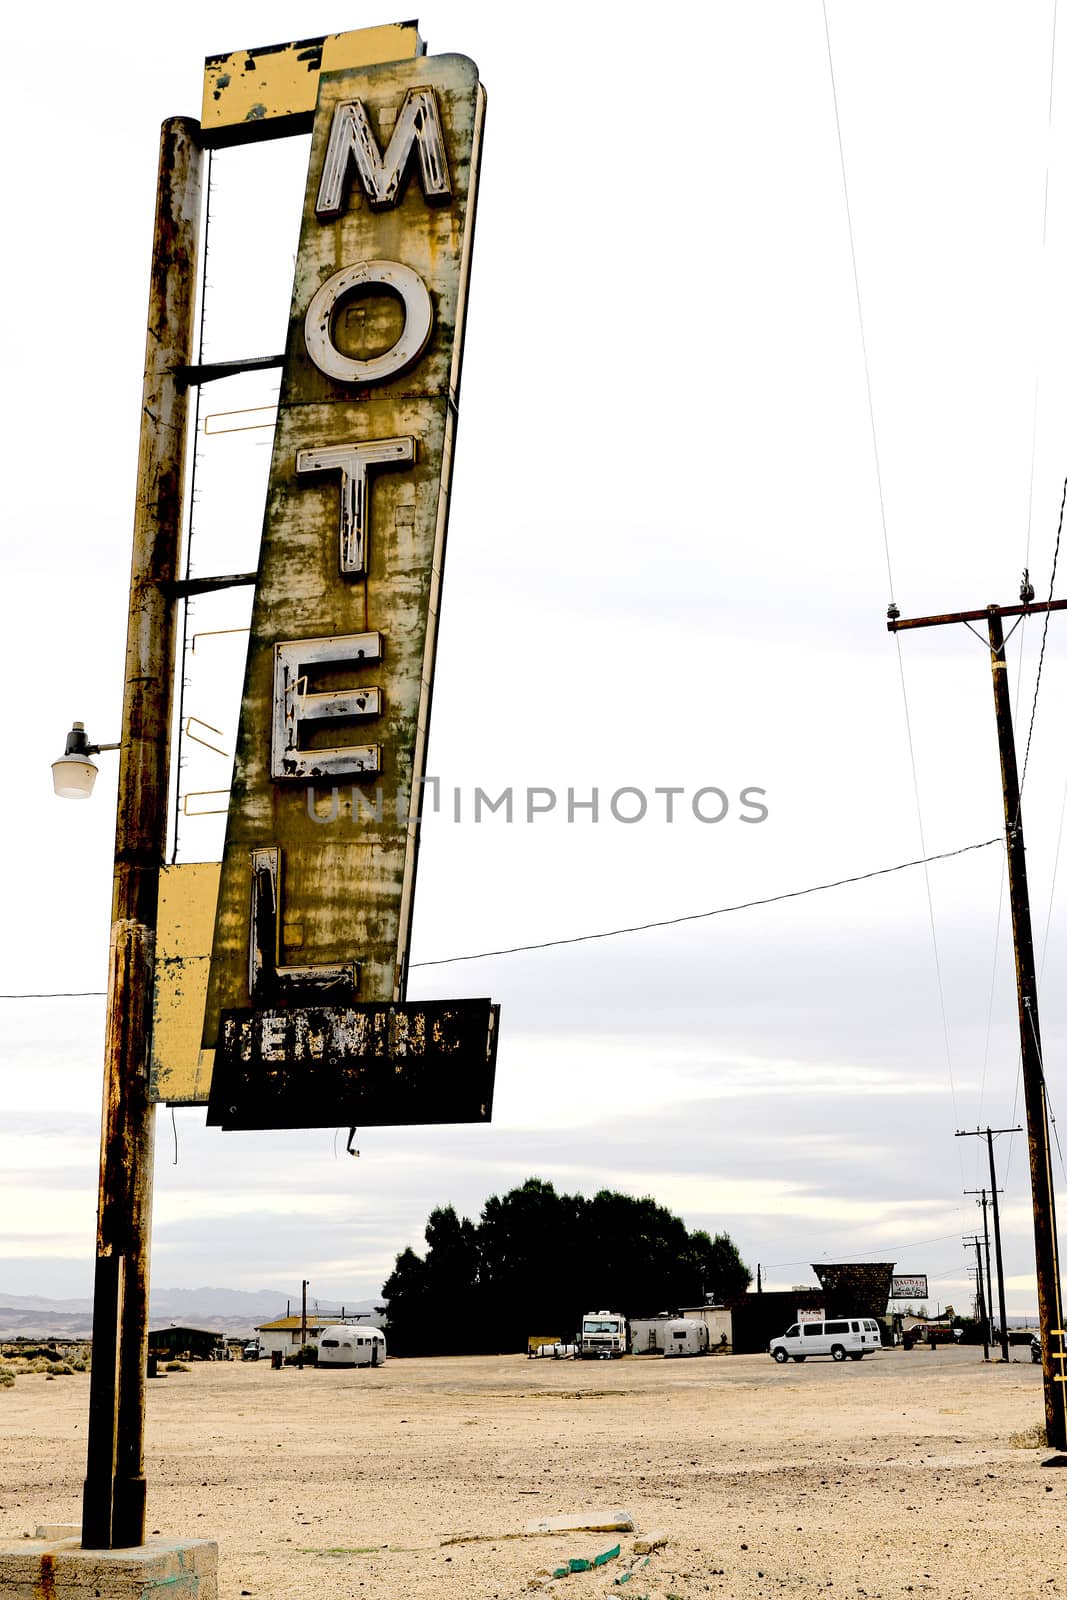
201;24;424;146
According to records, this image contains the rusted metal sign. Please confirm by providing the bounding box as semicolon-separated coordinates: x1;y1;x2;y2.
206;999;498;1129
196;49;492;1125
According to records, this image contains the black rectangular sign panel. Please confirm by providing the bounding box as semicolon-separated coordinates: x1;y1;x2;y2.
206;999;498;1130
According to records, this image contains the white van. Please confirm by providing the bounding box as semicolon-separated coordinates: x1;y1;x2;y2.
769;1317;882;1363
317;1326;386;1367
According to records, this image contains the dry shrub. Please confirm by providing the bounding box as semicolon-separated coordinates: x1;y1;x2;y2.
1009;1422;1047;1448
0;1370;14;1389
165;1360;189;1372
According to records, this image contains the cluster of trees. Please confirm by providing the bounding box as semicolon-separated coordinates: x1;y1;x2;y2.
381;1177;751;1355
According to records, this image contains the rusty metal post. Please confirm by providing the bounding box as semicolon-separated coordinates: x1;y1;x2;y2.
987;606;1067;1447
81;116;203;1550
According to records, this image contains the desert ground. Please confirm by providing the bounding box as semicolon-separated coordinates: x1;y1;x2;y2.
1;1345;1064;1599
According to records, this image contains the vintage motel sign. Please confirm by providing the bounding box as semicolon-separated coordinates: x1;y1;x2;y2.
201;50;497;1128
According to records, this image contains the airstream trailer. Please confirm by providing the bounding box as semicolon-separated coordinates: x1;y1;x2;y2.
317;1325;387;1367
662;1317;710;1357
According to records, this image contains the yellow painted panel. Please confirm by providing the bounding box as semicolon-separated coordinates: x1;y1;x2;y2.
201;25;423;145
150;862;220;1104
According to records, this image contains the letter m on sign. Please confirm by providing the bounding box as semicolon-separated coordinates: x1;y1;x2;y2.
316;88;452;215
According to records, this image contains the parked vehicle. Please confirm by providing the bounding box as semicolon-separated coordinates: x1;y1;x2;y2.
578;1310;628;1359
769;1317;882;1363
1032;1333;1042;1364
242;1340;261;1361
317;1325;386;1367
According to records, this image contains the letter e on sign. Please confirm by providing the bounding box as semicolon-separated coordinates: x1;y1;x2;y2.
272;634;383;779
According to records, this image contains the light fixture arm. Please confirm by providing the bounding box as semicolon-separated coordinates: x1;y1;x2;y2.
61;722;121;759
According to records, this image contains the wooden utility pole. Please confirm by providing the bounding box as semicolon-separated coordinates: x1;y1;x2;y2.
965;1239;990;1361
80;118;202;1550
966;1190;996;1348
891;597;1067;1446
957;1127;1019;1363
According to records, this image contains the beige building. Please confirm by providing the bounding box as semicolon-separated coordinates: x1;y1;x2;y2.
678;1306;733;1348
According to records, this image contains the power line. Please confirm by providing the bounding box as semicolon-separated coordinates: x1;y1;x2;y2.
1018;471;1067;804
820;0;893;599
410;838;1001;969
892;635;964;1152
0;838;1003;995
0;990;106;1000
821;1;962;1163
761;1231;968;1272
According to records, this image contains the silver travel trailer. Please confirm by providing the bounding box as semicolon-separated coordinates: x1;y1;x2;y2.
662;1317;710;1357
317;1325;387;1367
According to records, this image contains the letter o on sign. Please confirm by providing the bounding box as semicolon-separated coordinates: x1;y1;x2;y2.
304;259;433;385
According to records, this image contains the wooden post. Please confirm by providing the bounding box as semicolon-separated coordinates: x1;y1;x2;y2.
81;116;202;1550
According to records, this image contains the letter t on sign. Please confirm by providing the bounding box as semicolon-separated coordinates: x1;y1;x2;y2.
296;437;415;576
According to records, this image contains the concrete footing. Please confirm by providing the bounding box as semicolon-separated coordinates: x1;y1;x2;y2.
0;1529;217;1600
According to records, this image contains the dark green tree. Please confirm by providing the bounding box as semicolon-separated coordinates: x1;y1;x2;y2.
382;1206;482;1354
382;1179;752;1355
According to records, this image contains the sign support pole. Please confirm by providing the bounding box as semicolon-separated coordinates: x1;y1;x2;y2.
81;116;203;1549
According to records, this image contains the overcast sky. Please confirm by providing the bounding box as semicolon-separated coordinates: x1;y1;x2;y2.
2;2;1066;1319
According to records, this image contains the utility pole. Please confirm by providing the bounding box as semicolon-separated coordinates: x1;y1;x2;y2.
81;118;202;1550
301;1280;309;1352
957;1126;1019;1363
891;594;1067;1447
965;1188;998;1350
965;1239;990;1361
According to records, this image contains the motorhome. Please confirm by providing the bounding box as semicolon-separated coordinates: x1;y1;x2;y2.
578;1310;628;1359
317;1325;387;1367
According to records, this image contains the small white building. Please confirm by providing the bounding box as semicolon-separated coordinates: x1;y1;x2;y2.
679;1305;733;1350
254;1316;339;1357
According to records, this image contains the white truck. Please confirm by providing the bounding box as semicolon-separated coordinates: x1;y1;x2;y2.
578;1309;628;1359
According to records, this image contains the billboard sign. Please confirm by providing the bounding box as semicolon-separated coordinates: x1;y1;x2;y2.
890;1275;928;1300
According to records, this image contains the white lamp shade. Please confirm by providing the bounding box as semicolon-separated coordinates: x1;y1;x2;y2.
52;756;99;799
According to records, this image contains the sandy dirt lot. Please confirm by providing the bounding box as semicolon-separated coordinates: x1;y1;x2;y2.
1;1345;1063;1599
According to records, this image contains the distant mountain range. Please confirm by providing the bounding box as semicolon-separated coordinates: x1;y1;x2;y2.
0;1287;386;1340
